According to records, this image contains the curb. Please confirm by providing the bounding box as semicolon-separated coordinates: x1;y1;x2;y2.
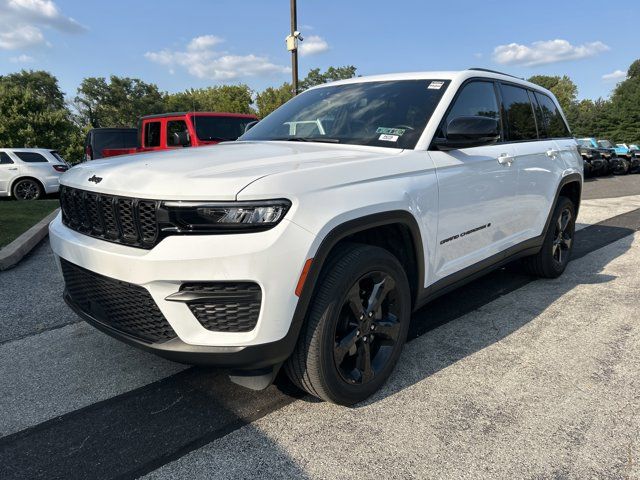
0;208;59;271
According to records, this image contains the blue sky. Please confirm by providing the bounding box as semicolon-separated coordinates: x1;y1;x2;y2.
0;0;637;101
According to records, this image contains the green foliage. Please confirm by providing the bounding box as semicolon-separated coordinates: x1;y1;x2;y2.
0;70;77;153
628;60;640;79
164;85;253;114
299;65;357;91
255;83;294;118
75;76;165;128
527;75;577;113
606;71;640;142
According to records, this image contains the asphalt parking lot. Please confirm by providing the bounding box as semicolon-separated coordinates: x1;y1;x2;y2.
1;174;640;479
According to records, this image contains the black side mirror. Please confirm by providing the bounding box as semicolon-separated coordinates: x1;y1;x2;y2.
434;116;500;150
244;120;259;133
173;131;191;147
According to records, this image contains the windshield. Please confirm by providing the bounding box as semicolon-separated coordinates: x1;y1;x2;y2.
240;80;450;149
597;140;613;148
577;139;591;148
192;116;254;141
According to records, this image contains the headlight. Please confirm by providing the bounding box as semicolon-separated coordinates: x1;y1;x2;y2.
160;200;291;233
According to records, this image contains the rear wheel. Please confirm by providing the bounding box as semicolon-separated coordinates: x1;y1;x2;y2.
523;196;575;278
12;178;43;200
285;244;411;405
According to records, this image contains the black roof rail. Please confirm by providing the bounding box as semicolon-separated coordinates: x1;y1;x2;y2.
467;68;524;80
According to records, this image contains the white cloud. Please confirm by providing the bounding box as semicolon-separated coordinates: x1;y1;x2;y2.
146;35;290;81
299;35;329;56
602;69;627;82
9;53;34;62
492;39;609;67
0;0;85;50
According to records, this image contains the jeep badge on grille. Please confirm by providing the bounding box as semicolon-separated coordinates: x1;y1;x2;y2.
88;175;103;184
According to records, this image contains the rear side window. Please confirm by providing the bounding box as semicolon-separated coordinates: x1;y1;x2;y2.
144;121;161;147
500;84;538;141
534;92;570;138
445;81;500;125
0;152;14;164
15;152;48;163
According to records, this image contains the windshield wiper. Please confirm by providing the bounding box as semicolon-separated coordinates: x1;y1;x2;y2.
271;137;341;144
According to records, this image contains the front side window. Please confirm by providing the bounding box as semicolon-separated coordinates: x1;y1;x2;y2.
144;121;161;147
442;81;500;136
166;120;191;147
15;151;48;163
0;152;13;164
500;84;538;141
534;92;570;138
240;80;450;149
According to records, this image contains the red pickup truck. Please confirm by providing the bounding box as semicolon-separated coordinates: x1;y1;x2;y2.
100;112;258;158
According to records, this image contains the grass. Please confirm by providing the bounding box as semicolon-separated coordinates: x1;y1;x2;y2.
0;199;59;248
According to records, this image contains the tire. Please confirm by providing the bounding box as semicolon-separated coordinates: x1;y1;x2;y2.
12;178;43;200
285;244;411;405
523;196;576;278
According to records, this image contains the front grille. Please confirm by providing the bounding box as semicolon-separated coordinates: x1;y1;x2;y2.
60;186;159;249
181;283;262;333
61;258;176;343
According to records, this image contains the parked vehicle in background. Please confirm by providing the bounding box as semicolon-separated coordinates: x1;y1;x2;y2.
51;69;582;405
614;143;633;159
101;112;259;159
0;148;68;200
576;140;606;176
628;144;640;173
84;128;138;161
597;140;630;175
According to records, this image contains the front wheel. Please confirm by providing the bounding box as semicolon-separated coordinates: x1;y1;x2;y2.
285;244;411;405
523;196;576;278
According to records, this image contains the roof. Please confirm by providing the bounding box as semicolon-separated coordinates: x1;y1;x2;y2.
140;112;258;120
0;147;55;152
311;68;552;97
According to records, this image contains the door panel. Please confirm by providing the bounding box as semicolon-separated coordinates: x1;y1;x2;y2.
430;144;518;280
0;152;20;195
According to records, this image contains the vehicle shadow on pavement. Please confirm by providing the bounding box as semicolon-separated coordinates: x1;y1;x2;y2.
352;225;634;408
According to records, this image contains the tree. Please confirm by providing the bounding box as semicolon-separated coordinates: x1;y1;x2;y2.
527;75;578;113
0;70;78;156
75;76;165;128
255;83;294;118
606;59;640;142
299;65;357;91
164;85;253;114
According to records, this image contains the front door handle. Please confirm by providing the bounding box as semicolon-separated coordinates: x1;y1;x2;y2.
497;153;514;166
546;149;560;159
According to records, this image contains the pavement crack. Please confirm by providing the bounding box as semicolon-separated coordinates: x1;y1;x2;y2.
67;434;91;456
150;395;183;415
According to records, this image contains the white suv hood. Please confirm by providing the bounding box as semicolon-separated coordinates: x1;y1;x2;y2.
62;141;401;200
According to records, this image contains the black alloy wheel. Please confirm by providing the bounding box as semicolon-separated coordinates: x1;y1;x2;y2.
13;179;42;200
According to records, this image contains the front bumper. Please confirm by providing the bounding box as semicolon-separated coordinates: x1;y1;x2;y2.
49;212;316;366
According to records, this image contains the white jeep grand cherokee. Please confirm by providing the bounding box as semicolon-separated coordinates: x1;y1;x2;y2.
50;69;582;405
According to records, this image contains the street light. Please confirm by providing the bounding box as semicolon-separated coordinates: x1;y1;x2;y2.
285;0;303;95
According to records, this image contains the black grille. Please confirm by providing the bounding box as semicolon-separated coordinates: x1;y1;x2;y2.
60;186;159;248
61;258;176;344
181;283;262;333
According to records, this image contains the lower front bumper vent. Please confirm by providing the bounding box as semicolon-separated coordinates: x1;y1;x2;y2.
166;283;262;333
60;258;177;343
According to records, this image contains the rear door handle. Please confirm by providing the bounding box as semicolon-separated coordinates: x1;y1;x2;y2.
497;153;514;166
8;167;18;171
546;149;560;158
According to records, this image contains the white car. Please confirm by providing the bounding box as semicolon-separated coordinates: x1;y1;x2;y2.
50;69;582;405
0;148;69;200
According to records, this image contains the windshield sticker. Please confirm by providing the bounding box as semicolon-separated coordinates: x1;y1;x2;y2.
376;127;405;136
428;81;445;90
379;134;399;142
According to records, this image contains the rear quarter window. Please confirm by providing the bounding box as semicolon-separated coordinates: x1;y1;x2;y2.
14;152;48;163
534;92;571;138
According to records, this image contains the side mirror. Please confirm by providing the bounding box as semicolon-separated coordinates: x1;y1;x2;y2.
173;131;191;147
434;116;500;150
244;120;259;133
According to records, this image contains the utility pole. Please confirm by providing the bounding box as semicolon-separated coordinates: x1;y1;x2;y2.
286;0;302;95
